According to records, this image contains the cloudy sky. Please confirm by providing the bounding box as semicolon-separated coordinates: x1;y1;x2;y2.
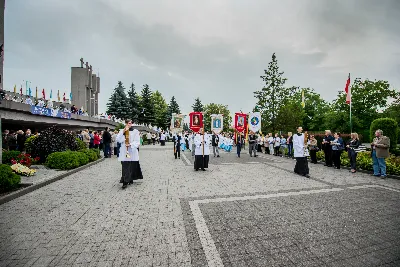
4;0;400;116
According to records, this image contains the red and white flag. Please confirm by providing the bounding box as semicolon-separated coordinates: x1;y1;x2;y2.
63;92;66;102
42;88;46;100
345;73;351;104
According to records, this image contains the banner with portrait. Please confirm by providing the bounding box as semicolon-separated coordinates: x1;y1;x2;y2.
170;113;184;133
211;114;223;134
234;112;247;133
248;112;261;133
189;112;203;133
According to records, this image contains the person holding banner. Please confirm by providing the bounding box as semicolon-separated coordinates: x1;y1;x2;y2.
236;131;243;158
194;128;210;171
248;131;257;157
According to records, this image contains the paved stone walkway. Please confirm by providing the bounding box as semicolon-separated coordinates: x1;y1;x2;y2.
0;143;399;266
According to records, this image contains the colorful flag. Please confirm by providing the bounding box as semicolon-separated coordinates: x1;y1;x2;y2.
345;73;351;104
70;92;72;101
57;90;60;101
20;86;22;95
42;88;46;99
63;92;66;102
248;112;261;133
28;87;31;97
13;84;16;94
50;89;53;99
301;89;305;108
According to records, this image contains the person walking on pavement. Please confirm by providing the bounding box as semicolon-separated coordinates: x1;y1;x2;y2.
248;131;257;157
102;127;112;158
212;132;220;157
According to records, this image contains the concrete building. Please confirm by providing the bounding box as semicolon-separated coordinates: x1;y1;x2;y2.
0;0;5;91
71;59;99;116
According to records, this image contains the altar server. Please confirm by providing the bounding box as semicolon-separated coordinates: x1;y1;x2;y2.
116;119;143;189
293;126;310;178
194;128;210;171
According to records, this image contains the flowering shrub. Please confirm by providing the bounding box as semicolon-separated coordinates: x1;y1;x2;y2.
10;163;36;176
315;150;400;175
10;153;40;167
31;126;79;162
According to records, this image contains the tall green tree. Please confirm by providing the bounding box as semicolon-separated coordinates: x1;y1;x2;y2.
127;83;140;122
152;90;168;129
138;84;155;126
106;81;129;120
275;100;304;133
326;78;396;140
296;88;330;131
203;103;232;132
166;96;180;129
192;97;204;112
254;53;297;132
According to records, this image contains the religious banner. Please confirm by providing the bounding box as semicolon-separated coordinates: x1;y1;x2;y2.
234;112;247;133
189;112;203;133
211;114;223;134
248;112;261;133
31;106;71;119
170;113;185;133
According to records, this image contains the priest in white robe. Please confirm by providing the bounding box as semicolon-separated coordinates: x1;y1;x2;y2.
293;126;310;178
194;128;210;171
116;119;143;188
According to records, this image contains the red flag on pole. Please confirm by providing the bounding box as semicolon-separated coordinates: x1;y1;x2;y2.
345;73;351;104
42;88;46;100
63;92;66;102
20;86;22;95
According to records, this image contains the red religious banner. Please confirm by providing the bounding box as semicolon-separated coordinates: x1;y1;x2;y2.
189;112;203;133
234;112;247;133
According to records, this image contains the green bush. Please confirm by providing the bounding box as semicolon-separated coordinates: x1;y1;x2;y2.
0;164;21;191
78;149;98;162
2;150;21;165
76;152;89;166
91;148;100;159
46;151;80;170
142;134;148;144
24;135;38;154
76;138;87;150
370;118;398;150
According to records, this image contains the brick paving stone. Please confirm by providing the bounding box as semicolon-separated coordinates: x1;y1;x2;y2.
0;143;399;266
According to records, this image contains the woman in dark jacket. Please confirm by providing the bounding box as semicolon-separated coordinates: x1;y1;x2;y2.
347;133;361;173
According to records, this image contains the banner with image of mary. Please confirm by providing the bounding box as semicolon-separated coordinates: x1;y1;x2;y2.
170;113;184;133
248;112;261;133
211;114;223;134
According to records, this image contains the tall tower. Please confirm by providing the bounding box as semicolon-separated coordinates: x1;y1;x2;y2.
0;0;5;90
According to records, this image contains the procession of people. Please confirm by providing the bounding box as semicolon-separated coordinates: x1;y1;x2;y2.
100;110;390;189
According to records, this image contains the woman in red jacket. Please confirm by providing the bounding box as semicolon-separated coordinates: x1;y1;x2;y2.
93;131;101;149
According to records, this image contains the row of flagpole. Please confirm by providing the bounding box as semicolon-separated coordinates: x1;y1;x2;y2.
12;84;72;102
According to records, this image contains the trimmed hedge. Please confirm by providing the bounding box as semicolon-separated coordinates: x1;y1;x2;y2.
0;164;21;191
2;150;21;165
91;148;100;159
45;151;89;170
370;118;398;150
78;149;98;162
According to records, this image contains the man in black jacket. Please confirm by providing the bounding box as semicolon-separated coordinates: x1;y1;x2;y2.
172;133;181;159
103;127;112;158
212;132;220;157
